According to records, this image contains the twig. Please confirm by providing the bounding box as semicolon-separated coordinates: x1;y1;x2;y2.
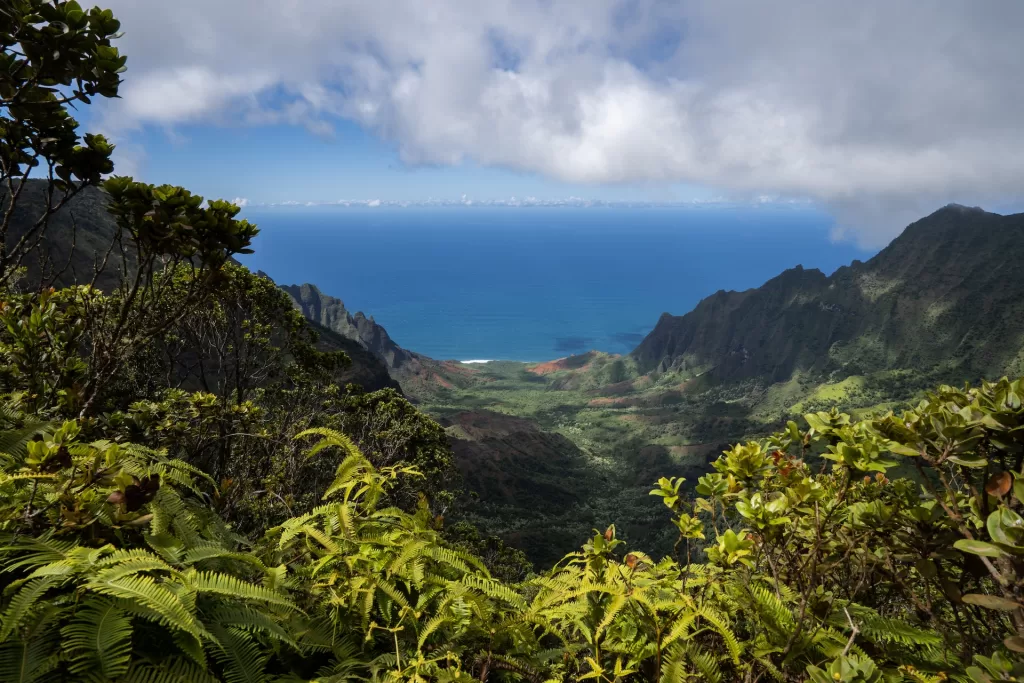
840;607;859;657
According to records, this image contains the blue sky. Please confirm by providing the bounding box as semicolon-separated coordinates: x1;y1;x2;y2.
88;0;1024;247
111;118;715;205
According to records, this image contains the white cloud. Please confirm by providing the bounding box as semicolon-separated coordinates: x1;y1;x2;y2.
96;0;1024;246
231;197;249;208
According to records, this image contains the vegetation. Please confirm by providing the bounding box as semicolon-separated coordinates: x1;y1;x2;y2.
4;2;1024;680
4;355;1024;680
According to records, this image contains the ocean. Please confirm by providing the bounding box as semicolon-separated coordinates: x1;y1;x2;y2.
237;206;876;362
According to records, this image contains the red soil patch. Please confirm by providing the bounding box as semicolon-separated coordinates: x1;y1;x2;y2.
588;397;619;407
432;374;454;389
587;380;635;397
440;361;480;377
528;351;598;375
439;410;540;440
588;396;639;408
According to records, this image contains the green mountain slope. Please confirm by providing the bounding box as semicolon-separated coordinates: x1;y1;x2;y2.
4;181;398;393
281;280;484;396
281;281;420;370
2;180;127;291
632;204;1024;385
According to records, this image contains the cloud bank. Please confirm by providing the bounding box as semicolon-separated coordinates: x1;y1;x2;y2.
97;0;1024;246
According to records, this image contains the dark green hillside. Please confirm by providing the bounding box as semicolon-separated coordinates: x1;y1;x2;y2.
4;184;398;393
3;180;126;290
282;281;419;371
283;280;487;397
305;319;400;392
633;204;1024;385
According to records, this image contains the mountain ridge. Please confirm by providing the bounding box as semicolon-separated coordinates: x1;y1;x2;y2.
630;204;1024;386
280;280;487;397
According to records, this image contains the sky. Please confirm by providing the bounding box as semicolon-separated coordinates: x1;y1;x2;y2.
81;0;1024;247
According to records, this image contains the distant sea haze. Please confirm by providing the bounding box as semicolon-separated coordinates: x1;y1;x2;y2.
238;206;875;362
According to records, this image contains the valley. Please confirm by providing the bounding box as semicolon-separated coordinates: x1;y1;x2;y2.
13;176;1024;568
280;202;1024;566
4;4;1023;677
404;354;942;565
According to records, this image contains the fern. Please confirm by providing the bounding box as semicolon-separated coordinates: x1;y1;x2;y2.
204;605;297;648
416;612;449;650
0;576;61;642
95;555;177;583
0;420;52;460
62;598;133;679
859;615;944;648
0;637;61;683
681;640;723;683
187;571;295;610
207;623;270;683
461;574;527;610
120;657;221;683
87;574;200;638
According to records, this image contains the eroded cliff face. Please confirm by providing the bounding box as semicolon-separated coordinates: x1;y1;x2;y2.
280;282;416;368
631;205;1024;385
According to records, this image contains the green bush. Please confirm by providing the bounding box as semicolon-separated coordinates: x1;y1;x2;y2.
3;2;1024;680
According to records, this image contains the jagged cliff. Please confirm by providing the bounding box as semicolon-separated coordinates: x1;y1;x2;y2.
631;205;1024;384
280;282;419;372
279;281;484;397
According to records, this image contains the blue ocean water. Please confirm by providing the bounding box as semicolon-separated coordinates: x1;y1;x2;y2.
237;206;876;362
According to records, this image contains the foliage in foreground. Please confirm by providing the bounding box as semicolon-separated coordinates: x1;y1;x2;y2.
0;377;1023;681
3;1;1024;680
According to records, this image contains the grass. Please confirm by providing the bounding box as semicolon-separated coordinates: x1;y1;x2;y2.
410;357;945;566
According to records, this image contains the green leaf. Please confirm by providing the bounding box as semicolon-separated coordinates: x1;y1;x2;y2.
947;456;988;468
987;508;1024;546
954;539;1005;557
961;593;1022;611
1014;476;1024;504
803;413;829;432
886;442;919;456
914;558;938;579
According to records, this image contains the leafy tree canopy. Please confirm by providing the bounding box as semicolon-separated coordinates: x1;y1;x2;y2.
2;2;1024;682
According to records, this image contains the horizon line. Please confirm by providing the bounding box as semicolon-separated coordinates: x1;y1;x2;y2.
242;197;818;209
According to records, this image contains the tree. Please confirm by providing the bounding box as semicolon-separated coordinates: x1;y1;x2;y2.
1;0;123;286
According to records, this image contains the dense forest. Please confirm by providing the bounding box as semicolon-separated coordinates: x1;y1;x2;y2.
2;2;1024;681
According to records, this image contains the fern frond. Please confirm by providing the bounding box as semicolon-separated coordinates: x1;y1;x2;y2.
0;576;60;641
0;636;61;683
86;574;200;638
416;612;449;650
121;656;221;683
62;597;133;679
859;616;943;648
207;624;270;683
0;420;52;460
95;555;177;583
682;640;723;683
188;571;295;610
595;594;627;639
184;544;266;572
204;605;296;648
0;535;79;575
698;606;741;665
461;574;527;609
296;427;365;461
